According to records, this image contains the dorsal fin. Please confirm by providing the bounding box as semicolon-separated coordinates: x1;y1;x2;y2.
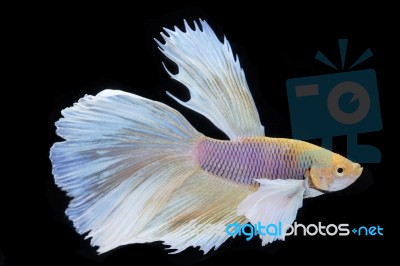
156;20;265;139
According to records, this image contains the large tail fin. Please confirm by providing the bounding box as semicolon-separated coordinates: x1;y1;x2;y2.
50;90;253;253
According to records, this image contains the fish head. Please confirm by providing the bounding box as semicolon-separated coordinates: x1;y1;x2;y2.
307;151;363;192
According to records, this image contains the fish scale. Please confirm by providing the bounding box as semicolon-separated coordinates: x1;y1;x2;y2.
197;137;313;184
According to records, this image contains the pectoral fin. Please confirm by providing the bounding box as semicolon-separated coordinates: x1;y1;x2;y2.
237;179;305;245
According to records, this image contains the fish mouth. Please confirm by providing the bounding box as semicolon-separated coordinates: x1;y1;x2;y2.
353;163;363;178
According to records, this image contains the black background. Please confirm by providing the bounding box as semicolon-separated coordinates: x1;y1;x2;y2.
5;3;389;265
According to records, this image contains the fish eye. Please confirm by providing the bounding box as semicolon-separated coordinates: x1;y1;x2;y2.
335;166;345;177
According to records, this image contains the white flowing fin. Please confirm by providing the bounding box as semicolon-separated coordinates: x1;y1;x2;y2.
156;19;265;139
237;179;305;245
133;171;257;254
50;89;256;254
50;90;201;253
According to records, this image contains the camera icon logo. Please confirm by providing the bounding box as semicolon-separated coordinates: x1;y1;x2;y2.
286;39;382;163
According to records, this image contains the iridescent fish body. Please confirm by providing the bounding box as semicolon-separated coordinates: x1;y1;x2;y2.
197;137;313;184
50;20;362;254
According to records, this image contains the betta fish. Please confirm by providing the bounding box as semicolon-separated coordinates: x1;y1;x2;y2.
50;20;363;254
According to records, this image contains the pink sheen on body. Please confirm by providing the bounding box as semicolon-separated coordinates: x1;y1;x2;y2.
196;137;313;184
